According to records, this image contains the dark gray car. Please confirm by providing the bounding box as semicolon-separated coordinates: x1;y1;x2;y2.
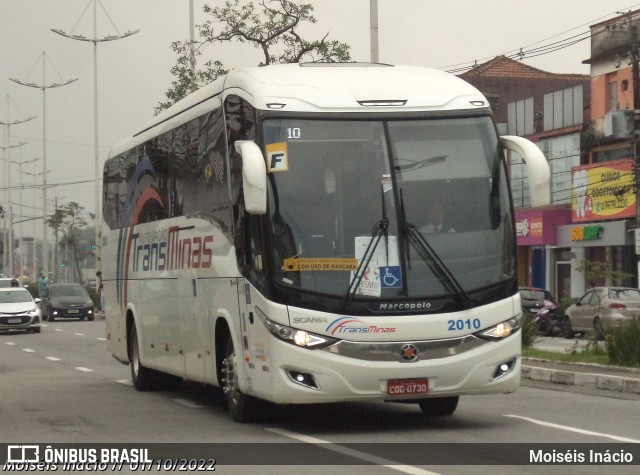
43;283;95;322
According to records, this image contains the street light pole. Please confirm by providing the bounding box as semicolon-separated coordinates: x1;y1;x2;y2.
9;52;78;279
52;1;139;274
15;155;41;277
17;157;42;279
0;95;35;276
0;141;28;274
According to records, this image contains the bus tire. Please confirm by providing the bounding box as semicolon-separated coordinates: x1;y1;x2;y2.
222;337;258;422
129;324;157;391
418;396;459;416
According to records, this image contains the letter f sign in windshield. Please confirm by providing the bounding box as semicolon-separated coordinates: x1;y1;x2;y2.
266;142;289;173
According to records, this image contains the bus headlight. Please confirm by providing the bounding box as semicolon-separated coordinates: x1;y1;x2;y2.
261;315;338;349
475;314;522;341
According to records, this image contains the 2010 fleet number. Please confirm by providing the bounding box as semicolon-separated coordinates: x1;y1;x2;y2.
448;318;481;331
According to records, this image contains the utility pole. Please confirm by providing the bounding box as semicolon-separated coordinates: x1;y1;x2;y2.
625;11;640;288
10;53;77;278
52;1;140;275
370;0;379;63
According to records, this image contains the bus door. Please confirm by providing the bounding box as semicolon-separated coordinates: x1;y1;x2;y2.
236;279;275;399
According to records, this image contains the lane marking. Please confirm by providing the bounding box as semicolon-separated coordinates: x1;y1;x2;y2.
54;329;63;332
22;348;36;353
45;356;61;361
5;342;16;346
265;428;441;475
504;415;640;443
117;380;133;386
75;367;94;373
97;338;107;341
74;333;85;336
173;398;205;409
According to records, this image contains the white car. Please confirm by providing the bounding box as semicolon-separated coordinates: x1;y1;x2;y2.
0;287;42;333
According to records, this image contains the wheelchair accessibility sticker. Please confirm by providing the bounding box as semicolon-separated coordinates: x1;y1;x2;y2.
380;266;402;288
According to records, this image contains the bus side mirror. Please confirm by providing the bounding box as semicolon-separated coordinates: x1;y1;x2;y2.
501;135;550;207
235;140;267;215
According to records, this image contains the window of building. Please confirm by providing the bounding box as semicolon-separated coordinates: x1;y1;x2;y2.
609;81;618;111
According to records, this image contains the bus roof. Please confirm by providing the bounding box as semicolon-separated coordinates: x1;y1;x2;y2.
109;63;489;158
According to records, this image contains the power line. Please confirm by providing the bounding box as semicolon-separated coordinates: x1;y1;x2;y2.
442;5;640;74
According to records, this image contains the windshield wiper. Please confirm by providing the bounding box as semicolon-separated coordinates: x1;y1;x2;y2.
399;190;471;308
405;224;472;308
394;155;447;173
340;218;389;311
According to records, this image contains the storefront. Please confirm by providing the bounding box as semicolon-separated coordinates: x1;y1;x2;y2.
515;207;572;294
556;220;636;299
557;159;638;298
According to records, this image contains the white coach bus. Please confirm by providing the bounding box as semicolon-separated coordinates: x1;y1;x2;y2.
103;63;550;422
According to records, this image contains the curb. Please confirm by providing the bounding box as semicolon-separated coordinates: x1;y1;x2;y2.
521;361;640;395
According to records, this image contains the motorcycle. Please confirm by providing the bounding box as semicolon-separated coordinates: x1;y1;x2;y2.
534;299;565;336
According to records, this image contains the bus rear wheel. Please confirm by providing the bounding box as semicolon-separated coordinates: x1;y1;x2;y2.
222;337;259;422
418;396;459;416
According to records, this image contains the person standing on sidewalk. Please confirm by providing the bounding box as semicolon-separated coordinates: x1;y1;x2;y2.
96;271;104;312
37;272;49;298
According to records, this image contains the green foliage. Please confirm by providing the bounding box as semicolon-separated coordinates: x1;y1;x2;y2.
522;347;611;366
156;0;352;113
576;259;633;287
520;313;538;349
46;202;95;283
605;317;640;367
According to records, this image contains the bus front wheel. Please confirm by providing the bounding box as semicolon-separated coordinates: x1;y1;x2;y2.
418;396;459;416
129;324;157;391
222;337;258;422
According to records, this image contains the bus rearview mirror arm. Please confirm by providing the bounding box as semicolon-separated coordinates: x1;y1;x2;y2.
235;140;268;215
501;135;551;208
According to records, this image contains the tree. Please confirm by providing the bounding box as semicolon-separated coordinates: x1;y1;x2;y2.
576;259;633;288
156;0;352;113
46;202;94;283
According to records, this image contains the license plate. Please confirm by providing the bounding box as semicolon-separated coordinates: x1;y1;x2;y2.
67;310;80;314
387;378;429;396
8;318;22;324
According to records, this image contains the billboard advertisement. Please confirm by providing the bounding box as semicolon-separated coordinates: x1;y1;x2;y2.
572;159;635;222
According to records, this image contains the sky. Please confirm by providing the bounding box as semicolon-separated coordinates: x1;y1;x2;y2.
1;0;640;242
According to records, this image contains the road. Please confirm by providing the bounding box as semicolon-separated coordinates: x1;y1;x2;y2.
1;320;638;474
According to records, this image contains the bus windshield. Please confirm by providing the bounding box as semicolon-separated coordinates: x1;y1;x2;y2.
263;116;515;302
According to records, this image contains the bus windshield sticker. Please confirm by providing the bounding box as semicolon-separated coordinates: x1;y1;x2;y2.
283;258;358;272
266;142;289;173
353;236;400;297
380;266;402;289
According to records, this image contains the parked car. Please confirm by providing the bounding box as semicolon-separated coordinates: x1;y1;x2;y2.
82;278;97;291
42;283;95;322
519;286;560;315
0;287;42;333
564;287;640;339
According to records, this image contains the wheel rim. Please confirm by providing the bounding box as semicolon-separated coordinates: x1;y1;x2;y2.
223;351;240;408
132;336;140;379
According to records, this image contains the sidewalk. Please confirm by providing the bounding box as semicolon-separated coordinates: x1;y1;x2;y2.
522;357;640;395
